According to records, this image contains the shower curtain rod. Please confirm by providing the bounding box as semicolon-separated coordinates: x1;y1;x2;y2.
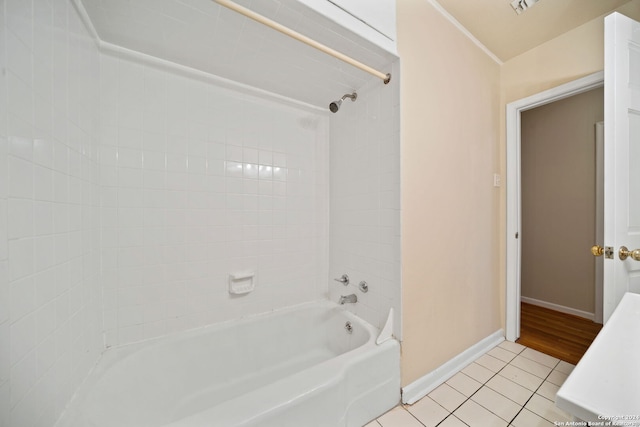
213;0;391;84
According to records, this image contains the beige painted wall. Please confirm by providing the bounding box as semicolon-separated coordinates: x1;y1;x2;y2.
398;1;501;386
398;0;640;390
520;88;604;314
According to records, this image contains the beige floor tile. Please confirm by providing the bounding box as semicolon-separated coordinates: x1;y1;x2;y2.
510;409;555;427
536;381;560;401
439;415;469;427
475;353;508;373
428;383;467;412
472;386;522;422
462;362;495;383
546;369;569;387
406;396;449;427
488;346;518;363
486;374;534;406
510;355;553;379
524;394;572;424
377;345;578;427
499;364;544;391
499;340;526;354
377;406;423;427
521;348;559;368
447;372;483;397
554;361;575;375
454;399;509;427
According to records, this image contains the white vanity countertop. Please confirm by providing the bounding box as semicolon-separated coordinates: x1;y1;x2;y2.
556;292;640;423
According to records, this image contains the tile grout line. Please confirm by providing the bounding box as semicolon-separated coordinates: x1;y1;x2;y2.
397;344;567;427
506;357;561;425
434;344;527;426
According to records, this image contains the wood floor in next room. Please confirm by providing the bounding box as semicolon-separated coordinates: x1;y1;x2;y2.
516;302;602;366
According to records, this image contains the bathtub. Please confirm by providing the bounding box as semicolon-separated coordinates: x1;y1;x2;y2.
55;301;400;427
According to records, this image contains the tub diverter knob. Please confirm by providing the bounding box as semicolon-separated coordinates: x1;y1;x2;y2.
334;274;349;286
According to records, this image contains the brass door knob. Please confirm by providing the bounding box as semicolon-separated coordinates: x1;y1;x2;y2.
591;245;604;257
619;246;640;261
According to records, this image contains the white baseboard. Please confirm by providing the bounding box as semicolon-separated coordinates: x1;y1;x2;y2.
521;296;595;321
401;329;504;405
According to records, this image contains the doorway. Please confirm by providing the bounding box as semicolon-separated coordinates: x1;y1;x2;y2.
520;87;603;321
505;72;604;342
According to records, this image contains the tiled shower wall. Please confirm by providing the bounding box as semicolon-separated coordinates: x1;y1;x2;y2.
329;61;401;338
0;0;395;425
98;52;329;347
0;0;103;426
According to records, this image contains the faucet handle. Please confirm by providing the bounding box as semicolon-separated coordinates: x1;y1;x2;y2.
334;274;349;286
358;281;368;293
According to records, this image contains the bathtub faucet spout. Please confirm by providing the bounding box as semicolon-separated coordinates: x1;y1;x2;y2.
339;294;357;304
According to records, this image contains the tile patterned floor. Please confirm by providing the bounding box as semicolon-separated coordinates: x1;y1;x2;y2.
367;341;575;427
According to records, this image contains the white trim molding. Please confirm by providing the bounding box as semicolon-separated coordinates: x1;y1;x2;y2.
521;297;595;321
401;330;504;405
427;0;502;65
505;71;604;342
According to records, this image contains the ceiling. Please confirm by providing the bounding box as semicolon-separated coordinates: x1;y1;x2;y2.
78;0;634;107
79;0;397;109
435;0;634;62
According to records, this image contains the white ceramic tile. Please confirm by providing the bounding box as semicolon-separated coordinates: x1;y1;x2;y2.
33;164;54;201
438;415;468;427
376;406;422;427
536;380;560;401
475;353;508;373
488;346;518;363
498;364;544;392
428;383;467;413
8;198;33;239
510;408;554;427
499;340;526;354
462;361;495;383
454;399;507;427
3;1;102;424
0;380;9;426
405;396;448;427
472;386;521;422
0;262;8;324
0;321;9;383
485;373;534;406
520;348;559;369
33;235;56;273
8;155;33;199
510;355;553;379
0;201;6;263
10;348;37;406
524;394;572;424
9;276;35;323
10;312;36;366
446;372;483;397
554;361;575;375
545;369;568;387
8;237;33;281
8;136;32;162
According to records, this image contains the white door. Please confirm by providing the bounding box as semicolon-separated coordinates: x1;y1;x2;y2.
602;12;640;322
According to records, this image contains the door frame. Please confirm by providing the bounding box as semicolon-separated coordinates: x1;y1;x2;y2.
505;71;604;342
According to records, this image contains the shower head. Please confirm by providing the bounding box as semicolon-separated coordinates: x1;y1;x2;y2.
329;92;357;113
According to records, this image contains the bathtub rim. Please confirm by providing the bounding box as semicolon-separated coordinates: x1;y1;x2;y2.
54;298;392;427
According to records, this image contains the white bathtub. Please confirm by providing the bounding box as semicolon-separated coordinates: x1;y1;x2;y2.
55;301;400;427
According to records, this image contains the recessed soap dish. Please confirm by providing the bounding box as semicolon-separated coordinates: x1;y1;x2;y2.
228;272;255;295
